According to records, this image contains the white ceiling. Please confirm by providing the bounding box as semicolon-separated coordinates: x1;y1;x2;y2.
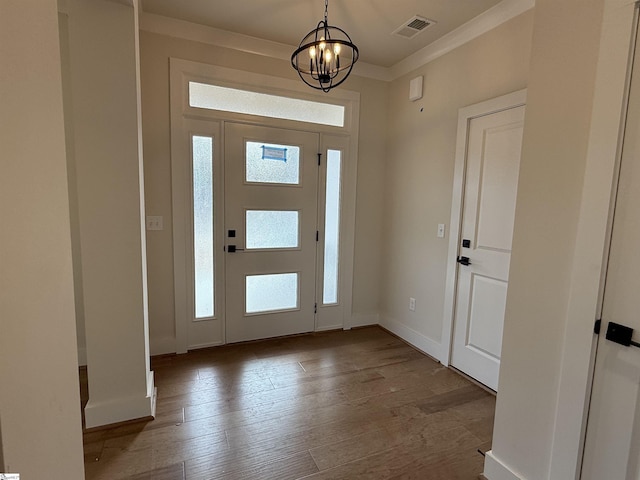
140;0;506;68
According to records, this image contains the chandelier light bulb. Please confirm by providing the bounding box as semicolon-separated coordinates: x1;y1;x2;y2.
290;0;359;92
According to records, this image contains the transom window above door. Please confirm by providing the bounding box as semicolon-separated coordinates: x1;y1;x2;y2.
188;81;345;127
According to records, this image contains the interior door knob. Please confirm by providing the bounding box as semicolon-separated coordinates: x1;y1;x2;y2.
457;256;472;266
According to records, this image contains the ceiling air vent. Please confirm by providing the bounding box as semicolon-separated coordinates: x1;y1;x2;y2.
392;15;436;39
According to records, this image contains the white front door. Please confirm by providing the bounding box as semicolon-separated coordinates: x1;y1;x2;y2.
224;123;319;343
581;31;640;479
450;105;525;391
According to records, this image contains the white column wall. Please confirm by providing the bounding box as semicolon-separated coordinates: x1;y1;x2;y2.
485;0;622;478
65;0;155;428
0;0;85;476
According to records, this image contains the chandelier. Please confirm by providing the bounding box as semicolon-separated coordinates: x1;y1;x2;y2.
291;0;359;92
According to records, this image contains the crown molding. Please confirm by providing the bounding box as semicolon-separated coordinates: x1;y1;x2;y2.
139;13;391;82
139;0;534;83
390;0;535;79
140;13;292;62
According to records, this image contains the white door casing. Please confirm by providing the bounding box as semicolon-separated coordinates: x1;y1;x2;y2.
442;90;526;389
581;19;640;477
169;59;361;353
224;123;319;343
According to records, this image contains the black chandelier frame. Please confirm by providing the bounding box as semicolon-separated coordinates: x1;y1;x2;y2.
291;0;359;92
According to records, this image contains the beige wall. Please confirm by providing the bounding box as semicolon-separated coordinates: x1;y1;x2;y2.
0;0;85;476
380;12;533;356
489;0;606;477
139;32;388;353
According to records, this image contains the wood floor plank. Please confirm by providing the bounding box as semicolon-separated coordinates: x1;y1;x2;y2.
309;408;467;471
298;426;483;480
82;327;495;480
126;462;186;480
199;451;319;480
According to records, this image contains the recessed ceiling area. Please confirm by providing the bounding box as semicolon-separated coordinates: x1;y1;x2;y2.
140;0;506;67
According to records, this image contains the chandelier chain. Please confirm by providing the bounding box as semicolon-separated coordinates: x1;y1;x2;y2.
324;0;328;22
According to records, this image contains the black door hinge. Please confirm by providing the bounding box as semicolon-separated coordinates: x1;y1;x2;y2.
314;303;317;314
594;319;601;335
316;230;319;242
317;153;322;166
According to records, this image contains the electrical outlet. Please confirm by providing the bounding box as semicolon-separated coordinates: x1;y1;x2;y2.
437;223;446;238
146;215;163;231
409;297;416;312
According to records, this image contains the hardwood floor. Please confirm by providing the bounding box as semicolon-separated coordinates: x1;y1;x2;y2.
81;327;495;479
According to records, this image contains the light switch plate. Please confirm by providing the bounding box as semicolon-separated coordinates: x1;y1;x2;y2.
146;216;163;231
437;224;445;238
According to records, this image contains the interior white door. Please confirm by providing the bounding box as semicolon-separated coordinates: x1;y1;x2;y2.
581;31;640;479
451;105;525;391
224;123;319;343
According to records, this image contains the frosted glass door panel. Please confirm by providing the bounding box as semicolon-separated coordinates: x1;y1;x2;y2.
246;273;299;314
193;135;214;318
323;150;342;304
246;141;300;184
246;210;299;249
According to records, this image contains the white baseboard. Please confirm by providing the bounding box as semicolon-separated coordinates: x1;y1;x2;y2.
77;346;87;366
315;324;343;332
187;340;224;351
84;378;156;428
379;315;443;361
484;451;524;480
349;312;379;329
150;335;177;356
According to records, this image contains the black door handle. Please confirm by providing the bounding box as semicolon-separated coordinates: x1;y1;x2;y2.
226;245;245;253
606;322;640;348
457;256;472;266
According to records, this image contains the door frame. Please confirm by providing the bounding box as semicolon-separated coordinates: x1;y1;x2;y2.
441;89;527;368
169;58;360;354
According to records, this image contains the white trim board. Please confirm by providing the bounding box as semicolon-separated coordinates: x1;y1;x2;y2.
77;346;87;366
389;0;534;79
84;374;156;428
440;89;527;368
169;58;360;353
379;315;443;361
139;12;389;82
139;0;534;83
484;451;524;480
